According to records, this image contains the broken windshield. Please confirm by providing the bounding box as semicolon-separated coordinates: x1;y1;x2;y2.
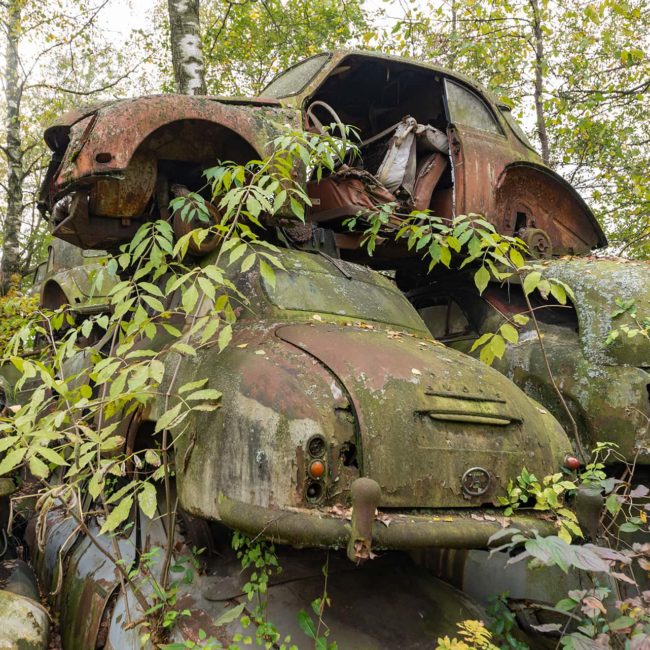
261;54;330;99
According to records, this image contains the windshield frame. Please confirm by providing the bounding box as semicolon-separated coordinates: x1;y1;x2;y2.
260;53;332;99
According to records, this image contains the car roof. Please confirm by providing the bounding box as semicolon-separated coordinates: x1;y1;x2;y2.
262;49;506;107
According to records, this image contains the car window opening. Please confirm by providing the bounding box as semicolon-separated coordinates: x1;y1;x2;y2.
303;55;506;257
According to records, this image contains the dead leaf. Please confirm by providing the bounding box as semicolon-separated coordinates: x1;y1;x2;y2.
582;596;606;615
375;510;392;527
328;504;352;520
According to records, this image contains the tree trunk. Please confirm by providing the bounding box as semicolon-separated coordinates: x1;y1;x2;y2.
530;0;550;165
1;0;25;289
168;0;207;95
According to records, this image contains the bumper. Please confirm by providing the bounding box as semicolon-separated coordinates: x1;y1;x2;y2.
218;495;558;551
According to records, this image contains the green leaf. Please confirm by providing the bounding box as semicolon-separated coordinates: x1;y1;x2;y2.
446;235;461;253
218;325;232;351
142;295;165;312
290;198;305;220
550;282;567;305
99;495;133;535
155;403;183;432
138;282;164;297
474;265;490;294
171;342;196;357
0;447;27;475
509;247;525;268
555;598;578;612
523;271;542;296
88;471;104;499
605;493;621;516
512;313;530;326
213;602;246;627
80;384;93;400
182;285;199;314
35;446;68;466
0;436;18;454
162;324;183;337
609;616;635;631
187;389;222;402
537;279;551;299
490;334;506;359
500;323;519;345
229;243;247;265
29;455;50;479
470;332;493;352
259;260;276;288
138;482;157;519
241;253;256;273
297;610;316;639
179;379;208;394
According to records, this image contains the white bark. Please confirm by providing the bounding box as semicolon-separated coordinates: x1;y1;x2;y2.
1;0;25;287
168;0;206;95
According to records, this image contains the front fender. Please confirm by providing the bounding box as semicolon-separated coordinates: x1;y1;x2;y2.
495;162;607;254
46;95;299;195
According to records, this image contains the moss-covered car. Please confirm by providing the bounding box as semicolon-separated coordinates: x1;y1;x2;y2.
39;239;113;314
132;247;574;560
37;50;604;259
410;258;650;466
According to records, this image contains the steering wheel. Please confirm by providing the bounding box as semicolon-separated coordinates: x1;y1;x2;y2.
306;100;347;150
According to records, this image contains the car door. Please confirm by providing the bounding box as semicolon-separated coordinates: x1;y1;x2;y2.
443;78;517;230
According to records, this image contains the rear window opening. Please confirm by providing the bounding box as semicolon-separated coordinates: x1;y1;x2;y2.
485;284;579;330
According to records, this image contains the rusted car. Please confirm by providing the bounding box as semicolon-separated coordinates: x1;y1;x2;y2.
139;247;576;556
28;246;575;648
409;258;650;467
39;239;113;313
37;50;605;259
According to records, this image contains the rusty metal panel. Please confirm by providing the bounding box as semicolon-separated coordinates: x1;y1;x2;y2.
60;521;136;650
495;163;606;253
49;95;297;194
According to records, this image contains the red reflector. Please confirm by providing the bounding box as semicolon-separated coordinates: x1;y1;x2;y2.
564;455;580;470
308;460;326;479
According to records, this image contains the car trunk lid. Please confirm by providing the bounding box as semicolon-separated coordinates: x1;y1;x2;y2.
276;323;562;508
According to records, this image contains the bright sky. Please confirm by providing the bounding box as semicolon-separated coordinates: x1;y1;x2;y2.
102;0;156;34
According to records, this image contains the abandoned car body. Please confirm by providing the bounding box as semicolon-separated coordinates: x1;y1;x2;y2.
139;248;574;556
38;50;605;260
21;247;580;650
16;50;618;647
410;258;650;466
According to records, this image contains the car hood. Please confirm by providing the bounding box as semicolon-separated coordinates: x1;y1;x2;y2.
277;323;570;508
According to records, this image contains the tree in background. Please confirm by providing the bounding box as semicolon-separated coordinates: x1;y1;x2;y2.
2;0;23;287
168;0;206;94
200;0;368;96
378;0;649;257
0;0;155;289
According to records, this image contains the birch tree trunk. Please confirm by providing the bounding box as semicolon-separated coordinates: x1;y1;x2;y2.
168;0;207;95
1;0;25;287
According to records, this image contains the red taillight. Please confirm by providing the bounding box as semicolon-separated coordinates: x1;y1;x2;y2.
564;455;580;470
